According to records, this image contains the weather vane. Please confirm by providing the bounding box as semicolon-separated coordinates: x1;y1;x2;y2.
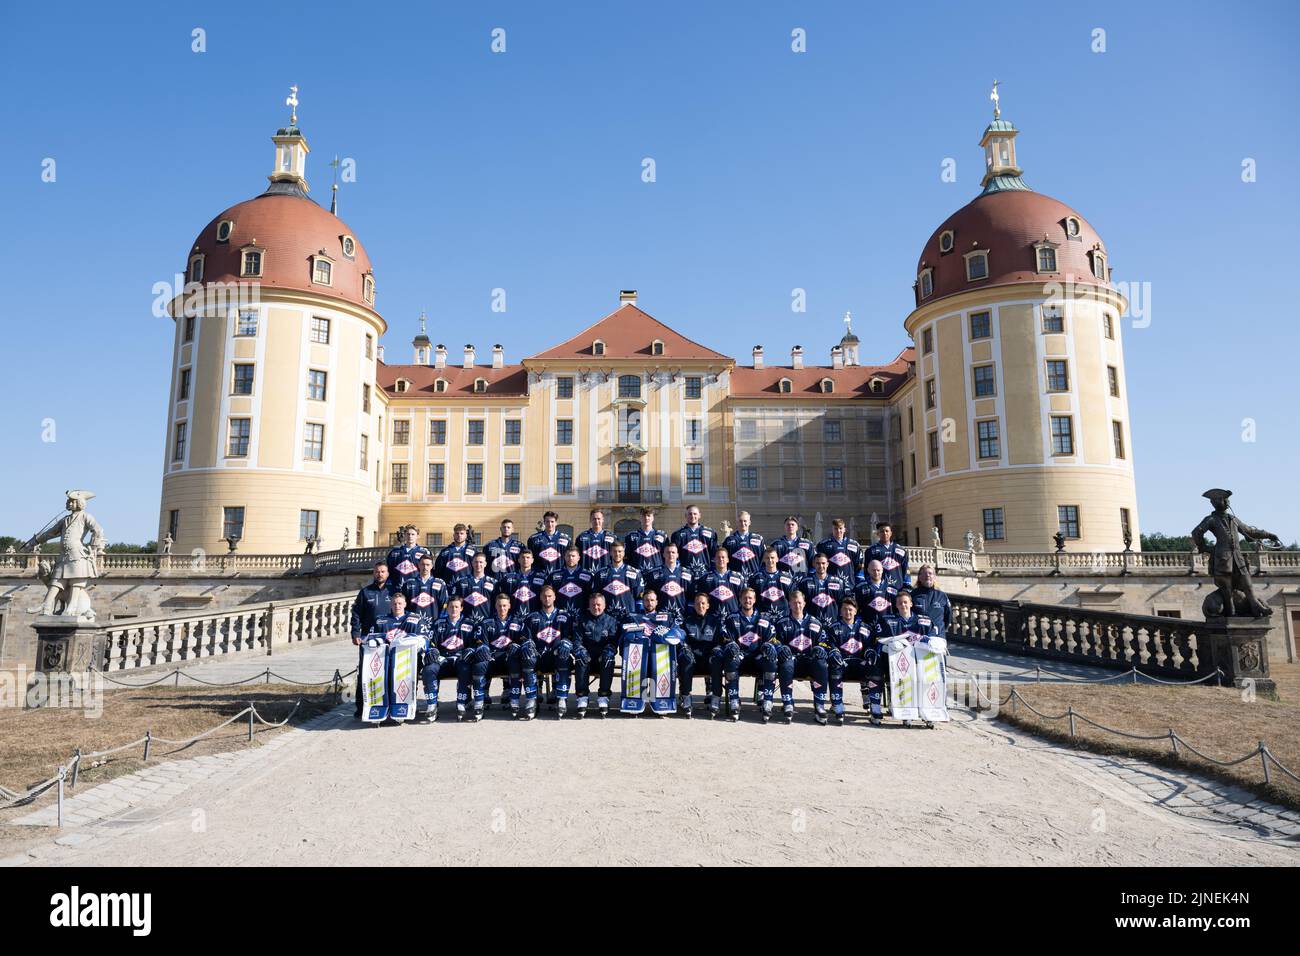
286;84;299;125
990;79;1000;119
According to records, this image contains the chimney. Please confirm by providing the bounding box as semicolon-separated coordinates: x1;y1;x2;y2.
791;345;804;370
492;344;504;369
463;344;476;369
619;290;638;308
376;344;385;363
752;345;764;370
434;344;447;370
831;346;844;370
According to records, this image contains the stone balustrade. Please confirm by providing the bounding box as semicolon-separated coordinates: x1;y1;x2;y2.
0;551;307;577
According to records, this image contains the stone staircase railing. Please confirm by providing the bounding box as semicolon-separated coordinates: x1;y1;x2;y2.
0;551;307;576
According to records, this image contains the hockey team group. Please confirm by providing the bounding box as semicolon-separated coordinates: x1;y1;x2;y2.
351;507;953;727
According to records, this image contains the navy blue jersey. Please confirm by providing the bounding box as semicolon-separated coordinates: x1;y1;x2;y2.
386;544;432;585
624;528;668;571
524;607;572;650
430;614;479;656
484;536;524;577
500;569;548;616
596;564;643;620
722;531;765;581
750;568;796;620
816;536;864;581
866;542;909;589
351;580;396;638
909;586;952;637
621;610;680;649
829;616;874;659
371;611;430;646
401;575;447;624
671;524;717;575
433;541;477;584
478;614;527;653
450;574;497;620
722;611;777;653
527;530;572;574
798;573;848;624
573;611;622;650
644;563;694;619
548;565;595;613
772;535;814;577
576;528;618;573
853;578;899;629
875;612;940;649
777;613;827;654
680;609;721;654
693;569;746;621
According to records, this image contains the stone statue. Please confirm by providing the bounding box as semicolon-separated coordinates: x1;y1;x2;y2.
975;532;985;554
964;530;975;552
161;532;173;555
813;512;823;543
24;490;105;621
719;520;732;539
4;544;15;554
931;526;942;548
869;512;879;543
342;528;350;550
1053;531;1066;552
1192;488;1281;618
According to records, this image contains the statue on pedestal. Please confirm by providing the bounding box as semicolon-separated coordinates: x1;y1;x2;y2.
161;532;173;555
1192;489;1280;618
931;526;942;549
964;530;975;552
24;490;105;621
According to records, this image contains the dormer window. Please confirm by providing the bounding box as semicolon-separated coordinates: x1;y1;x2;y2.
1034;240;1059;273
918;268;934;299
1091;250;1107;280
651;339;664;356
820;378;835;394
240;246;263;278
964;251;989;282
473;378;488;393
341;235;356;259
215;220;234;243
434;378;448;393
777;378;792;394
363;274;375;304
311;255;334;286
593;339;606;356
394;379;410;394
188;254;205;283
1065;217;1081;239
938;230;954;254
868;377;884;394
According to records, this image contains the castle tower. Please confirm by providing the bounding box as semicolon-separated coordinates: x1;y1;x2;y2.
158;91;386;554
899;92;1138;551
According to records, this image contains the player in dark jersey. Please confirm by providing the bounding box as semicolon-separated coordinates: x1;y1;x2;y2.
772;515;814;578
575;508;617;573
671;505;717;575
527;511;571;575
624;507;668;572
722;511;764;582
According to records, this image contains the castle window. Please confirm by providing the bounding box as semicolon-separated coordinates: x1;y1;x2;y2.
820;378;834;394
1091;250;1107;280
299;510;320;542
188;254;204;283
969;311;991;339
394;379;409;394
556;419;573;445
391;463;408;494
312;256;333;286
1065;217;1081;238
1034;242;1058;273
360;434;368;470
216;220;234;243
685;376;702;399
982;507;1005;541
825;467;844;492
341;235;356;258
363;274;375;304
1112;420;1126;459
473;378;488;393
365;334;374;359
976;419;1000;459
556;463;573;495
434;379;448;393
310;317;331;344
430;420;446;445
178;367;191;401
1042;305;1065;333
362;385;371;413
232;363;255;395
651;339;665;356
307;369;327;401
1103;314;1115;339
1050;416;1075;455
227;418;251;458
392;420;410;445
739;466;758;491
173;422;187;462
504;463;521;495
236;309;259;336
428;463;445;494
467;420;485;446
222;506;245;541
504;419;521;445
868;377;884;394
918;268;933;299
593;339;606;356
938;231;954;254
823;419;842;442
1046;360;1070;392
556;376;574;398
240;248;263;277
1057;505;1080;539
972;365;996;397
927;430;940;470
964;251;989;281
924;378;936;410
303;422;324;462
922;328;933;354
466;463;484;494
183;316;195;343
685;462;704;495
618;374;642;399
1108;366;1120;397
777;377;792;394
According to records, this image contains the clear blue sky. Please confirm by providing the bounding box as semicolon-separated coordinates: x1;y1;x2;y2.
1;1;1297;545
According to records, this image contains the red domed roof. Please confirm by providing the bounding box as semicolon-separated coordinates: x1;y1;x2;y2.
189;192;375;310
915;190;1109;305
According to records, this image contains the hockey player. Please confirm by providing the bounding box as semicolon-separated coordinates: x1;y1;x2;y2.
576;508;617;573
722;511;764;582
853;559;898;631
750;547;796;620
548;545;595;614
693;547;746;622
874;589;947;728
425;594;489;722
386;525;431;587
772;516;814;577
816;518;864;583
716;587;779;722
618;589;681;718
478;593;528;714
518;585;575;719
671;506;717;576
571;592;621;718
775;590;831;725
865;521;909;590
484;519;524;577
527;511;571;575
908;564;952;638
402;554;447;626
350;560;396;717
826;597;880;725
595;541;642;621
433;523;478;584
798;553;848;625
501;549;547;616
644;542;693;621
450;552;497;621
624;507;668;572
679;592;721;717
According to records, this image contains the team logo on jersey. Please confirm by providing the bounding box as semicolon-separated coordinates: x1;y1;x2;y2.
441;634;464;651
491;634;512;649
831;552;850;566
660;580;683;597
413;592;434;608
882;557;900;571
737;630;759;647
513;586;536;602
812;592;834;607
446;557;468;573
761;586;784;602
733;546;756;564
870;596;889;612
636;542;657;558
396;559;417;575
710;585;735;603
684;539;705;554
537;626;560;645
604;580;630;596
840;636;863;655
464;592;488;606
539;547;560;563
583;544;608;560
789;635;813;652
558;582;584;597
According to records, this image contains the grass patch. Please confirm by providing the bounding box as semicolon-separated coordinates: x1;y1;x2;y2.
984;662;1300;810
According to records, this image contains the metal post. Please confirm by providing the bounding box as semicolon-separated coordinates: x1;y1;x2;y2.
175;670;180;687
265;668;271;685
71;749;81;789
1170;731;1179;756
57;766;65;829
1261;743;1271;785
248;706;255;741
143;730;151;762
1068;707;1076;739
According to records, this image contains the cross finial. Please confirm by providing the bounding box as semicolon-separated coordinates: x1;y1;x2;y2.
990;79;1000;119
419;310;427;334
286;84;300;125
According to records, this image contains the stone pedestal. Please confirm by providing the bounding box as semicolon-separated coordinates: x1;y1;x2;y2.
33;617;105;674
1205;617;1275;695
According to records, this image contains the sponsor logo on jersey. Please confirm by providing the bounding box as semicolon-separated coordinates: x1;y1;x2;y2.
464;591;488;606
636;542;657;558
733;546;756;563
882;557;900;571
397;678;410;698
396;559;417;575
446;557;469;573
513;586;536;602
583;544;608;560
737;630;759;647
710;585;735;603
870;596;889;611
604;579;631;596
559;582;584;597
831;552;850;566
839;636;863;655
441;634;464;651
491;634;512;649
537;626;560;645
812;592;834;607
660;580;684;597
761;586;784;602
684;539;705;554
539;547;560;563
789;635;813;652
413;592;434;608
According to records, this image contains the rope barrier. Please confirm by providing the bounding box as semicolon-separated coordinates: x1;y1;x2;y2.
98;666;354;688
